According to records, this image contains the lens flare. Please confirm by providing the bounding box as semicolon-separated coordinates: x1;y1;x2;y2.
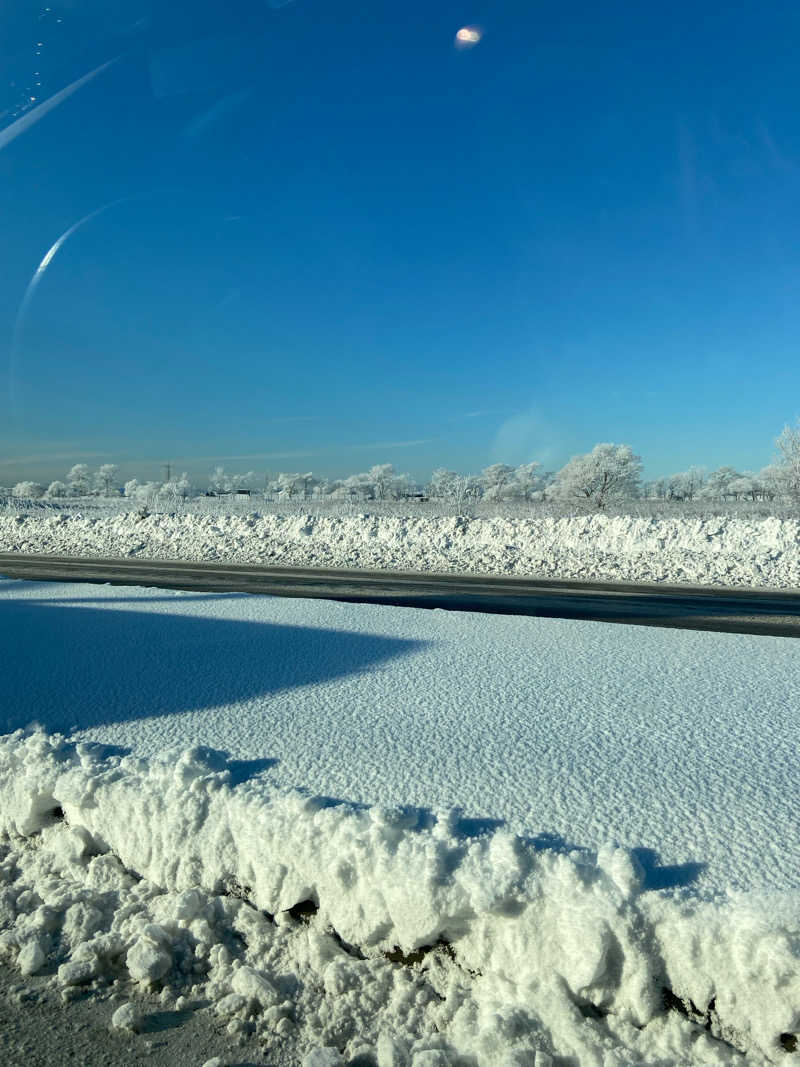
455;26;482;49
7;194;143;411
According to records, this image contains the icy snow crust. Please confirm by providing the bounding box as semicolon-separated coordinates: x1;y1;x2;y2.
1;580;799;1063
2;511;800;587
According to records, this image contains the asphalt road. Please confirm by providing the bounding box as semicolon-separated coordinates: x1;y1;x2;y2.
1;552;800;637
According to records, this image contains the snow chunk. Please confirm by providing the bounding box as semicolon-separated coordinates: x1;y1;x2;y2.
376;1034;410;1067
230;964;279;1008
17;940;45;976
110;1001;140;1031
57;957;97;985
302;1049;344;1067
214;992;249;1017
126;935;171;983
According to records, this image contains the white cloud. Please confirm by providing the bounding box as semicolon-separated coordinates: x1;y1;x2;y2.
344;439;435;450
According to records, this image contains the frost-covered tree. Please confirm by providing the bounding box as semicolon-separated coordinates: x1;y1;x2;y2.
429;469;459;499
426;469;479;512
208;466;232;493
367;464;396;501
512;462;545;502
12;481;44;498
702;466;742;500
666;467;705;501
390;472;414;499
299;472;320;499
94;464;119;496
67;463;91;496
728;474;762;501
276;472;306;498
323;478;347;498
478;464;514;494
343;472;374;501
132;481;161;503
175;472;193;500
776;419;800;506
552;443;643;509
159;472;193;503
231;471;256;491
45;480;69;498
759;464;785;501
123;479;161;503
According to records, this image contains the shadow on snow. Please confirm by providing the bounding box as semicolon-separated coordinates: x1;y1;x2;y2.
297;794;705;890
0;598;429;735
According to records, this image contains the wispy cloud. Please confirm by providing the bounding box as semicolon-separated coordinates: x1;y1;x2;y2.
343;439;435;450
449;409;504;421
169;450;321;463
168;439;435;463
0;450;106;466
265;415;324;424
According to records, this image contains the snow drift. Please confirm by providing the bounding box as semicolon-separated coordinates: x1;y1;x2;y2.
1;731;798;1065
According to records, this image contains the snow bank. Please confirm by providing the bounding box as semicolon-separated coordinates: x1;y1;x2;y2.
2;512;800;587
1;731;797;1064
4;577;798;898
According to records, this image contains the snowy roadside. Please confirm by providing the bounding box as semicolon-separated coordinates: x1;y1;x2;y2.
0;733;798;1066
1;512;800;588
1;578;799;1063
0;952;288;1067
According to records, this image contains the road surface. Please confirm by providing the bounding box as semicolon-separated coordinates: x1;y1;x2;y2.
1;552;799;637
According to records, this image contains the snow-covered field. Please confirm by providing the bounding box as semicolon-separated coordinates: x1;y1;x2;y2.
1;577;798;1065
2;510;800;587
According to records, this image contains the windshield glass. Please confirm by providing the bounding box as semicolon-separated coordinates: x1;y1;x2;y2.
3;8;800;1067
4;1;798;512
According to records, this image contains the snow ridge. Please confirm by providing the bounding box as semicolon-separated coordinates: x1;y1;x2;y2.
1;731;797;1065
2;512;800;587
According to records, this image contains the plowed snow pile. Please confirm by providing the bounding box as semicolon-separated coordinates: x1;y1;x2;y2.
2;512;800;586
2;732;798;1067
1;578;799;1064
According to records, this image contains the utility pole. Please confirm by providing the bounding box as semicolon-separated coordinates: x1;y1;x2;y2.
163;462;171;483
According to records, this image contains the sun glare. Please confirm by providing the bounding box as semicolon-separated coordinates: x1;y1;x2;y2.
455;25;482;49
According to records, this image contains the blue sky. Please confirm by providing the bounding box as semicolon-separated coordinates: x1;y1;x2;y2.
2;0;800;486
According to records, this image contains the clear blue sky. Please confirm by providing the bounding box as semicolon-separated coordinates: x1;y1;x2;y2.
2;0;800;486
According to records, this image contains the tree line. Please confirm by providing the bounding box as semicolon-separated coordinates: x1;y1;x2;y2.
5;420;800;510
